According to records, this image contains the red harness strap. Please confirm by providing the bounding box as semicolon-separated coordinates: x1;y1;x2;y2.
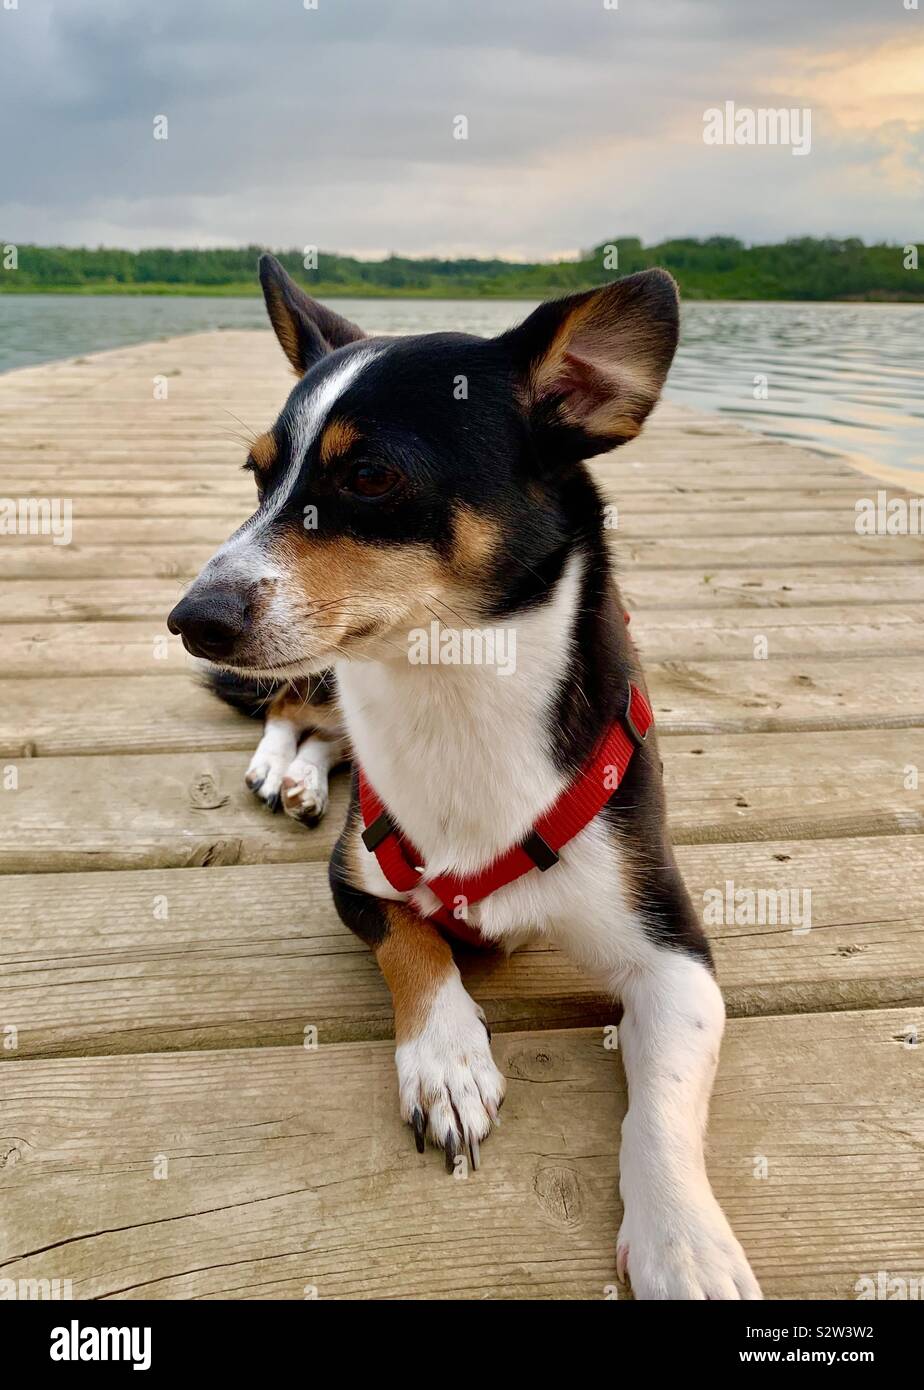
358;679;653;947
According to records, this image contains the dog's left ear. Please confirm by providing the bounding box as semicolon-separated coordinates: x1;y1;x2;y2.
259;253;366;376
502;269;679;461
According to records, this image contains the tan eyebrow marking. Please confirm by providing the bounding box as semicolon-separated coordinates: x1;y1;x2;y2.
319;417;360;466
249;431;278;472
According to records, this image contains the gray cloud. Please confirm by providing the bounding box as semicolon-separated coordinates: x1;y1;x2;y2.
0;0;919;254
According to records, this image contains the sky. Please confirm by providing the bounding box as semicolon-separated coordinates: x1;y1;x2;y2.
0;0;921;259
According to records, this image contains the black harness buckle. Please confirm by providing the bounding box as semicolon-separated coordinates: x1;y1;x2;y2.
361;811;396;853
624;682;649;748
521;829;560;872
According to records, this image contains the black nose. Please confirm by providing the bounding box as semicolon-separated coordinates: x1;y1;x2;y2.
167;587;249;661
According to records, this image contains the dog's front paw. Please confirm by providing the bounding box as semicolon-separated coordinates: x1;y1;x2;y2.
617;1194;762;1300
280;748;329;827
246;731;335;826
245;745;289;811
395;979;505;1173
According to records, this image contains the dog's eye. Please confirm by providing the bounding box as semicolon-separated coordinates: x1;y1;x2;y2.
344;463;400;499
243;459;266;503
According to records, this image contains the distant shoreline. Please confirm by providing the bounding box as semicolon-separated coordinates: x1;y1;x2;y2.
1;284;922;303
5;236;920;302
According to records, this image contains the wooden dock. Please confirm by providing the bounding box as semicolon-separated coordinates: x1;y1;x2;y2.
1;329;922;1300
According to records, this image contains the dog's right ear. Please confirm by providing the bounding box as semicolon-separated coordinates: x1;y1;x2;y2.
258;254;366;376
501;269;679;463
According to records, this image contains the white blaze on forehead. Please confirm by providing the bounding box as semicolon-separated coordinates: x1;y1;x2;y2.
200;345;379;587
266;345;379;522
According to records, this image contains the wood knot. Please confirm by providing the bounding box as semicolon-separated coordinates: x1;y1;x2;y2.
533;1165;584;1228
0;1140;26;1169
505;1044;558;1082
188;772;229;810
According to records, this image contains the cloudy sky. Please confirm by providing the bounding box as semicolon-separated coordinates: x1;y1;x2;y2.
1;0;921;258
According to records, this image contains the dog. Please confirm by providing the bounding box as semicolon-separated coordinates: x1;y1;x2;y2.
167;254;762;1300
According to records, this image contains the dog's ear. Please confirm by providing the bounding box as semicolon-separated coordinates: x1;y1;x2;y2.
502;269;679;461
258;253;366;376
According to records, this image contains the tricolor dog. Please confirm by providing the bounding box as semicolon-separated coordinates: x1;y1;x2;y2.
168;255;762;1300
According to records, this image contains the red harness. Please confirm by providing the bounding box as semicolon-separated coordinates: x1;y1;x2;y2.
358;677;654;947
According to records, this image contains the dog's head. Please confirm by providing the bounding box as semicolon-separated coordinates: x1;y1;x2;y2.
167;254;678;675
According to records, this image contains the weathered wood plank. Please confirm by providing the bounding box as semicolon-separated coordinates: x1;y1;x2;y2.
0;749;335;873
619;488;916;510
619;534;924;568
24;493;253;517
0;623;189;676
1;838;921;1058
1;1010;920;1299
7;517;247;546
0;675;251;757
0;729;920;875
0;579;187;622
0;544;213;580
0;471;257;496
1;658;922;758
645;655;924;733
632;605;924;662
624;567;924;609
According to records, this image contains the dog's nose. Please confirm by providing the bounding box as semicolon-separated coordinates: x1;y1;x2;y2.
167;587;249;661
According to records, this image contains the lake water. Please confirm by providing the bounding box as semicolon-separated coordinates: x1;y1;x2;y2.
1;294;921;488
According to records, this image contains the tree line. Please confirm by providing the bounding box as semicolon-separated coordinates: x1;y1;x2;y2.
1;237;919;300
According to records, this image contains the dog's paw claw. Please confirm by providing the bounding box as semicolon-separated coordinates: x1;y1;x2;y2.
444;1130;461;1175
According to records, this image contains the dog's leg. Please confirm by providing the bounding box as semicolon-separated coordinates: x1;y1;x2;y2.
330;824;505;1169
614;950;762;1299
245;680;346;820
380;904;505;1170
245;708;300;811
